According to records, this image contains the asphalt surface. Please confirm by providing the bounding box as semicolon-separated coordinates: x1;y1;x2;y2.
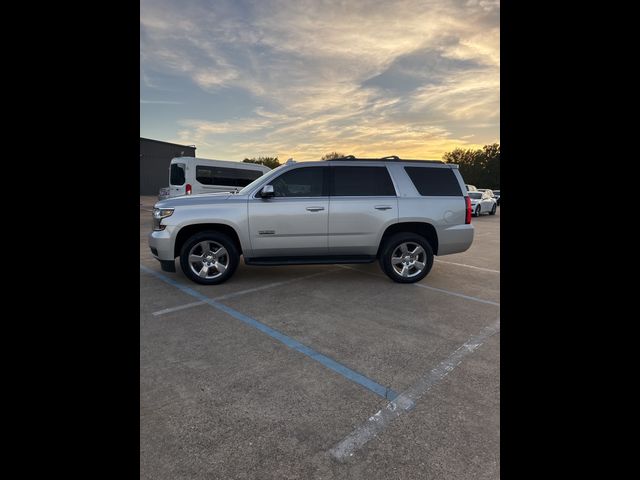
140;196;500;479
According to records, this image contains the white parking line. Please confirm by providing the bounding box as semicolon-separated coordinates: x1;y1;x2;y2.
211;269;341;301
435;259;500;274
150;268;339;316
414;283;500;306
152;301;205;316
329;318;500;462
337;265;500;307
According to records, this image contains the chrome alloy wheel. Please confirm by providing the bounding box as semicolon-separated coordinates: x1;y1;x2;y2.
391;242;426;278
187;240;229;279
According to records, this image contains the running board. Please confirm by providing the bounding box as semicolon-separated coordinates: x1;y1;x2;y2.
244;255;376;266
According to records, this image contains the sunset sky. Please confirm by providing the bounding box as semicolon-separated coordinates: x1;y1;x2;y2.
140;0;499;161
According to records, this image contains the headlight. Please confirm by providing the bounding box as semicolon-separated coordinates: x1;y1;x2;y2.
152;208;174;231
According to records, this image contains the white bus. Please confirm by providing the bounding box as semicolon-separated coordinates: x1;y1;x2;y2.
167;157;271;198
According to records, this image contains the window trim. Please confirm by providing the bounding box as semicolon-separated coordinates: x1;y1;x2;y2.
328;165;397;197
170;163;186;186
403;166;462;197
251;165;330;199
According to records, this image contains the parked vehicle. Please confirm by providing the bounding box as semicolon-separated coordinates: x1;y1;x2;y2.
149;156;474;285
168;157;271;198
466;184;477;191
476;188;499;205
158;187;170;201
468;191;497;217
477;188;495;198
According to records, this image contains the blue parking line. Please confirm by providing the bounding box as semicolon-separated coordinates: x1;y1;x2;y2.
140;265;399;401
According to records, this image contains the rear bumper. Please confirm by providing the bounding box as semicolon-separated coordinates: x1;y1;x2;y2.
437;224;474;255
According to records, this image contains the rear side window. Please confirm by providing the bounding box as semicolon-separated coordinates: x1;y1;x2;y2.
404;167;462;196
331;166;396;196
271;167;328;197
170;163;185;185
196;166;263;187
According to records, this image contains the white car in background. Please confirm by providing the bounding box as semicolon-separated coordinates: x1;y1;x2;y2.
168;157;271;197
468;191;497;216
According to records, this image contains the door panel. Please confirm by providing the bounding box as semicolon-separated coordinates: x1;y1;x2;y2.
328;197;397;255
169;162;186;197
247;166;329;257
248;198;329;256
328;165;398;255
482;195;493;212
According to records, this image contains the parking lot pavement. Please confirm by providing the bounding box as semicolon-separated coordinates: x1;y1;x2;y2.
140;202;499;479
140;195;157;210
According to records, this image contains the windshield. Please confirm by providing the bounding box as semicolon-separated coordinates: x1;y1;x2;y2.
468;192;482;199
237;164;286;194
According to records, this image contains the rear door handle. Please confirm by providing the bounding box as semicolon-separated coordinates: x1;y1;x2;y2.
374;205;393;210
306;206;325;212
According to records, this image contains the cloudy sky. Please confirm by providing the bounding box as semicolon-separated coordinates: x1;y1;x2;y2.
141;0;499;161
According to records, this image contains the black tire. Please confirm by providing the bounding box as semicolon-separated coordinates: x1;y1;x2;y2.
473;206;480;217
379;233;434;283
490;204;496;215
179;231;239;285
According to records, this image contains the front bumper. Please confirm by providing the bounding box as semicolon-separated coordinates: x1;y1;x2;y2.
148;229;178;272
148;228;175;261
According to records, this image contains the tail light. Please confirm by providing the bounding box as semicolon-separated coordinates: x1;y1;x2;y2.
186;183;192;195
465;196;472;224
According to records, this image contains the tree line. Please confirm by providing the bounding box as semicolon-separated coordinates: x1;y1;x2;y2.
242;152;344;169
243;144;500;190
443;144;500;189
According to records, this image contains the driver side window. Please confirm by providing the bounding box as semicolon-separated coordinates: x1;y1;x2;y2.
270;167;328;197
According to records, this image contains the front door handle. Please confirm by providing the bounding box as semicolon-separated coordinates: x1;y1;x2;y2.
306;206;325;212
374;205;393;210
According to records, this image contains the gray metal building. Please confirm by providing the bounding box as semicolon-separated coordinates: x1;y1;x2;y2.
140;137;196;195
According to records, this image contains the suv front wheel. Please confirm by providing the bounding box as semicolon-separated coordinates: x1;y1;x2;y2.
179;231;239;285
379;233;434;283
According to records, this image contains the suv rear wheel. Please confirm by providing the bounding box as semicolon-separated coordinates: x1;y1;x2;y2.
379;233;434;283
179;231;239;285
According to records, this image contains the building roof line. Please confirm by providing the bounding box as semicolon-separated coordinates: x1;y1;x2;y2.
140;137;196;149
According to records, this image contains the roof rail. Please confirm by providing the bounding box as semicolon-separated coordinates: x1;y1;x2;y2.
328;155;444;164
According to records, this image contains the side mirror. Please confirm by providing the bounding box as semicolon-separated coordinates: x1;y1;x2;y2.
260;185;275;198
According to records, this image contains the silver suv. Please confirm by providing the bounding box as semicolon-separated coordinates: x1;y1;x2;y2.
149;156;474;285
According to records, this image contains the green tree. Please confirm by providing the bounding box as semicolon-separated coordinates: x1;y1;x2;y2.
321;152;345;160
443;144;500;189
243;156;281;169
